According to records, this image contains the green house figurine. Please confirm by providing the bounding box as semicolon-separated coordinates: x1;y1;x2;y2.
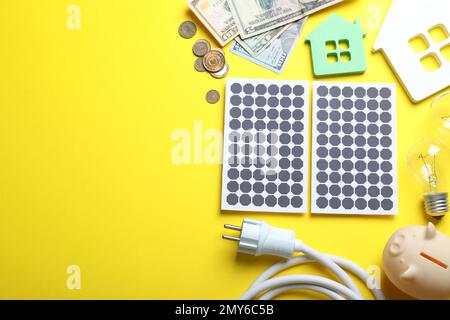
306;14;367;77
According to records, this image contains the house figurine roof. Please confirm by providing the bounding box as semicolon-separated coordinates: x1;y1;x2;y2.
306;14;366;42
305;14;367;77
373;0;447;51
372;0;450;102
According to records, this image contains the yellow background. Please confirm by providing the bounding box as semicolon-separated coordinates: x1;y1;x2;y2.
0;0;449;299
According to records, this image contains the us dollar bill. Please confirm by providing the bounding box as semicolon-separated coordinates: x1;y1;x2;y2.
228;0;342;39
235;24;290;57
230;18;306;74
188;0;239;46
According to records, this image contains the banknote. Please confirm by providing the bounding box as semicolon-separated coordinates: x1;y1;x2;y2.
228;0;342;39
235;24;290;57
230;18;306;74
188;0;239;46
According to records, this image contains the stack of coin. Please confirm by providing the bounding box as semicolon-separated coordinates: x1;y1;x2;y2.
202;48;229;79
179;20;229;78
191;40;229;79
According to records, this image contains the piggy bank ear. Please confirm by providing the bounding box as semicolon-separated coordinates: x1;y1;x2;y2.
389;233;407;256
426;222;437;239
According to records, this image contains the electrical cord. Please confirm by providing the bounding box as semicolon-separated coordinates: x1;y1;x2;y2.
222;219;385;300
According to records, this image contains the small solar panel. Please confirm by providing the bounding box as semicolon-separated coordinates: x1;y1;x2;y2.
221;78;310;213
311;81;398;215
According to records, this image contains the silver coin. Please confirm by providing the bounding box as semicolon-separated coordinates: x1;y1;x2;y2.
211;63;229;79
194;57;205;72
178;21;197;39
193;39;211;57
206;90;221;104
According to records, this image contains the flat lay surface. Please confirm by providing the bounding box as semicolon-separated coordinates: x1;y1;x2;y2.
0;0;449;299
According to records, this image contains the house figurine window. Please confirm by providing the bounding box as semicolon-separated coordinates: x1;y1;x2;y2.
326;39;351;64
408;24;450;72
306;14;367;77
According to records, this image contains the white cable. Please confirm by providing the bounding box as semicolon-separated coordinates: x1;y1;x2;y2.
259;284;345;300
223;219;385;300
300;242;363;298
243;253;383;300
240;275;362;300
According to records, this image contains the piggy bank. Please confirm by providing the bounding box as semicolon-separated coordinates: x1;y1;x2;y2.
383;223;450;300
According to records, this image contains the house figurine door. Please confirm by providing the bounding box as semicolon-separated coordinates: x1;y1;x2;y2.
306;14;367;77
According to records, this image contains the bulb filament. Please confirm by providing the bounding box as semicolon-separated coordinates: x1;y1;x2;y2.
419;153;438;192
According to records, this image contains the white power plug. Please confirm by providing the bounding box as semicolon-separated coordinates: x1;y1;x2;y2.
223;219;385;300
223;218;299;258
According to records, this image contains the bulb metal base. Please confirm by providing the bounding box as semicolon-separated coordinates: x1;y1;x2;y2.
424;193;448;217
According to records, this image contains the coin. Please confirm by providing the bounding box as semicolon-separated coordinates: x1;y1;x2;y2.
211;63;229;79
213;48;225;55
192;39;211;57
194;57;206;72
203;49;226;73
206;90;220;104
178;21;197;39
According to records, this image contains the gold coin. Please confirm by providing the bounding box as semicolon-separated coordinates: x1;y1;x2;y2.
206;90;221;104
203;49;226;73
192;39;211;57
213;48;225;55
194;57;205;72
178;21;197;39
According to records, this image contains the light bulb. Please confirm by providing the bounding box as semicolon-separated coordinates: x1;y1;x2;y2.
431;91;450;138
407;137;449;218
